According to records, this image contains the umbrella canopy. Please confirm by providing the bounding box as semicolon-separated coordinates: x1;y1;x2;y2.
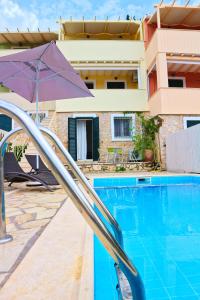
0;41;93;102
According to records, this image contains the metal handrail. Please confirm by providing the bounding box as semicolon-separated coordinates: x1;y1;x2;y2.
0;100;145;300
0;126;123;246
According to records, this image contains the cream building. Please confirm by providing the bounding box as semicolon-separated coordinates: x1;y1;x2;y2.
0;19;148;162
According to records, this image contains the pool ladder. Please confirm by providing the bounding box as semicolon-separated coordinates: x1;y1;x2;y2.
0;100;145;300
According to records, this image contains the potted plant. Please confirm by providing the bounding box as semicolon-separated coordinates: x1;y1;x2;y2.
132;113;162;162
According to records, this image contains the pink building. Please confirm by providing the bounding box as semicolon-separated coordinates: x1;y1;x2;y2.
144;3;200;164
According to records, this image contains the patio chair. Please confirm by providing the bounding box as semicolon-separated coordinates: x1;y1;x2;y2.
128;149;143;162
115;148;125;163
107;147;116;163
3;152;56;191
25;154;51;173
25;154;78;181
128;149;145;171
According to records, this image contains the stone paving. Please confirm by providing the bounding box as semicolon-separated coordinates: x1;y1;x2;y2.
0;183;67;289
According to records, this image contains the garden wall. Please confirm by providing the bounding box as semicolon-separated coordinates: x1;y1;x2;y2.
166;124;200;173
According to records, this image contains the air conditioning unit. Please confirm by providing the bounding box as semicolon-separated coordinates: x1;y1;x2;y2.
132;70;138;83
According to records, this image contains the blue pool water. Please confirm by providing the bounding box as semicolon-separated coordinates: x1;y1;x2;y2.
94;176;200;300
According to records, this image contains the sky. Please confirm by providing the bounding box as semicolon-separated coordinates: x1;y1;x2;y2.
0;0;199;31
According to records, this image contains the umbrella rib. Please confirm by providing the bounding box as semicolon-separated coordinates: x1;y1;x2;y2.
40;60;91;95
31;42;52;102
39;69;77;82
38;41;53;61
1;61;35;83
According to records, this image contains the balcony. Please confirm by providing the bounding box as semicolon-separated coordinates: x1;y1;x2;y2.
0;89;148;112
0;92;56;111
57;40;145;62
146;29;200;70
0;49;26;57
56;89;148;112
149;88;200;115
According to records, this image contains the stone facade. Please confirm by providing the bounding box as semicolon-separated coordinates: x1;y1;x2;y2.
56;111;134;162
12;110;199;170
77;162;155;173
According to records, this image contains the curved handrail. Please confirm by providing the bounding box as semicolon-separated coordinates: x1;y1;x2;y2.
0;100;145;300
0;126;123;246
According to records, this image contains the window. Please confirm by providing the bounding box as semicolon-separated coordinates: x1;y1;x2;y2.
85;81;94;89
183;117;200;129
111;114;135;141
106;81;126;89
168;77;185;88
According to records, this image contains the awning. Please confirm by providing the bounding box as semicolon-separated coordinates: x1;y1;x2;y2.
167;60;200;73
79;69;137;77
61;20;140;39
0;31;58;46
148;5;200;27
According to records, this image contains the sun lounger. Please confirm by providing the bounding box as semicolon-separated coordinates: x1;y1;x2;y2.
25;154;78;181
4;152;57;191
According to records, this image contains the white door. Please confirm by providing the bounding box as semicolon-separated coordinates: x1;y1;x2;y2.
77;119;87;160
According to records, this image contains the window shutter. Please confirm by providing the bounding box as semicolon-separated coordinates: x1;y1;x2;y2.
68;118;77;161
0;115;12;132
92;117;99;161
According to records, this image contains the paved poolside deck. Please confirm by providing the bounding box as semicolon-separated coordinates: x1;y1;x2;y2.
0;171;174;299
0;182;93;299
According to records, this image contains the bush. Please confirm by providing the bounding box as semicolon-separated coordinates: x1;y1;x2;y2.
115;166;126;172
132;113;163;160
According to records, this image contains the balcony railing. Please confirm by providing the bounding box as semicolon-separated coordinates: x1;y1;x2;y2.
0;92;56;111
149;88;200;115
56;89;148;112
0;89;148;112
57;40;145;62
146;29;200;70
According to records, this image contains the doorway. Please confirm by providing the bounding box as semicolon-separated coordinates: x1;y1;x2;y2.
77;119;93;160
68;117;99;161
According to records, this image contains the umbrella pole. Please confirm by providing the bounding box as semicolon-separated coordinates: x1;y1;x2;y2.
35;66;40;170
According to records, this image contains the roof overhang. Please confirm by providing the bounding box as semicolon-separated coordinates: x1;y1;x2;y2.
0;31;58;46
61;20;140;39
167;59;200;73
148;5;200;27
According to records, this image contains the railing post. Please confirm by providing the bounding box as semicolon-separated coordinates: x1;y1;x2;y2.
0;149;12;244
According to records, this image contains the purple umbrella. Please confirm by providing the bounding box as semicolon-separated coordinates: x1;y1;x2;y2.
0;41;93;123
0;41;93;167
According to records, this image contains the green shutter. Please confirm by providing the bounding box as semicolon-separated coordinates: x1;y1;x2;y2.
68;118;77;161
93;117;99;161
0;115;12;131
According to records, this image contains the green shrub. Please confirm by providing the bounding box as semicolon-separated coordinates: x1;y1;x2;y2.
115;166;126;172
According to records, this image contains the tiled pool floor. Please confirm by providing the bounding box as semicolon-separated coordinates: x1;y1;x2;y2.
94;180;200;300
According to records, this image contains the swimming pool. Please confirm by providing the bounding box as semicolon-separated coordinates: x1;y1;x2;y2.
94;176;200;300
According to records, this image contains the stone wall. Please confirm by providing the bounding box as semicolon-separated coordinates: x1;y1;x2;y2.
158;115;183;168
56;111;134;161
158;115;200;168
77;162;154;173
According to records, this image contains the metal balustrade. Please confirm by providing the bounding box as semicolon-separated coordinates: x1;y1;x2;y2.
0;100;145;300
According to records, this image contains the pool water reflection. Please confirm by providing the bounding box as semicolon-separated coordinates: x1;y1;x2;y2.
94;183;200;300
